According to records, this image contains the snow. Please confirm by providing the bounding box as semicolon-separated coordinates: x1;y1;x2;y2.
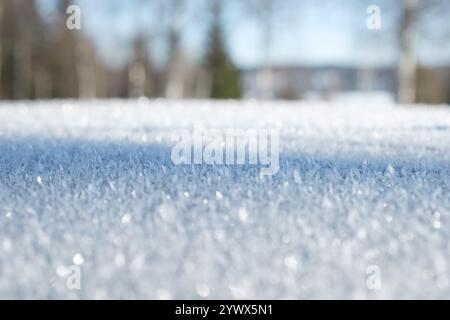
0;99;449;299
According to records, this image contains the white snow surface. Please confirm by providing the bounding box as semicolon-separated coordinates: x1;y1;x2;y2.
0;99;449;299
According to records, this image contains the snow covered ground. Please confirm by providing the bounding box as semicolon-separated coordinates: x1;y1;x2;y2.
0;99;449;299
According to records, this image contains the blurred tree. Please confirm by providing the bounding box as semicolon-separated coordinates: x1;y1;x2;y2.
62;0;97;99
1;0;52;99
240;0;297;99
204;1;241;99
164;0;187;99
128;34;154;98
243;0;276;99
259;0;275;100
76;37;98;99
398;0;419;104
0;1;3;98
0;0;42;99
397;0;450;104
32;9;53;99
34;0;100;99
13;1;36;99
355;0;450;104
45;0;78;98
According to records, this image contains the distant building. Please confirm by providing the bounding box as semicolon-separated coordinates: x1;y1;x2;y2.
242;66;397;100
241;65;450;104
416;67;450;104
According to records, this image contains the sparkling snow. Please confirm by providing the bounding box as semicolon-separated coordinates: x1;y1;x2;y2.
0;99;449;299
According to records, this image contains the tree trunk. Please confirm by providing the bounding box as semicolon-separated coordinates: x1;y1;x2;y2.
76;38;96;99
128;62;147;98
13;24;33;99
398;0;418;104
165;31;185;99
0;1;3;99
164;0;185;99
128;36;150;98
33;65;52;99
259;0;274;100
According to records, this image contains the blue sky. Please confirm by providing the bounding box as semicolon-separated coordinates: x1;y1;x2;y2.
37;0;450;69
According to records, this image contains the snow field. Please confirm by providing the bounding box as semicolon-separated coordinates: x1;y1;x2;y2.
0;99;449;299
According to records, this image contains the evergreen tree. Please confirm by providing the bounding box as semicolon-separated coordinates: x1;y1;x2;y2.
204;2;241;99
